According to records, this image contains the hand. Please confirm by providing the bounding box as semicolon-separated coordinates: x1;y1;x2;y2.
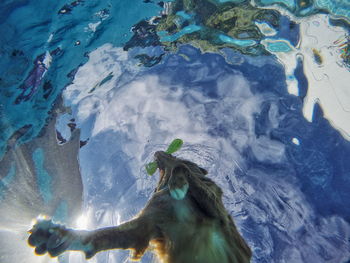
28;219;76;257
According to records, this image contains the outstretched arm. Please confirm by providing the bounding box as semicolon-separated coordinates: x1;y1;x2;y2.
82;217;154;259
28;216;155;260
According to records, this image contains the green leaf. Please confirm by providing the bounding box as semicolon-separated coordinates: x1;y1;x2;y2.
146;161;158;176
165;138;183;154
146;138;183;175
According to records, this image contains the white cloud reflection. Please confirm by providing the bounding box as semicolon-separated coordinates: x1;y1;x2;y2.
60;44;349;263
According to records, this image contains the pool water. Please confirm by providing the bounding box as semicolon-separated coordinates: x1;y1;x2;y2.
0;0;350;262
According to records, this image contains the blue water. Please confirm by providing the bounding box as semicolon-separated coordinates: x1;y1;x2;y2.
219;34;257;47
176;11;192;20
0;0;350;263
0;0;161;157
0;164;16;201
266;40;292;52
32;148;52;204
158;25;202;42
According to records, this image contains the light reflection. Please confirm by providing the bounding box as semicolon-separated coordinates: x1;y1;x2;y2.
75;214;89;230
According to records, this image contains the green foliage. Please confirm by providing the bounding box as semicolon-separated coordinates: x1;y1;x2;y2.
146;138;184;175
165;139;183;154
146;162;158;175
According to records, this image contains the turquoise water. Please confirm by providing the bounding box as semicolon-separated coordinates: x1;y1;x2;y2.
257;0;296;10
53;201;68;223
219;34;258;47
266;40;293;52
0;0;161;157
216;0;246;3
176;11;193;20
0;164;16;201
32;148;52;204
158;25;201;42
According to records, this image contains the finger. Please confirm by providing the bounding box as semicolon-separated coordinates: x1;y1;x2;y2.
85;249;97;260
28;228;50;247
48;238;71;257
47;232;63;249
30;219;54;233
47;231;74;257
28;234;37;247
35;243;47;255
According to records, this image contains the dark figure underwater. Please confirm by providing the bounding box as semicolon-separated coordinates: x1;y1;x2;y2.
28;151;252;263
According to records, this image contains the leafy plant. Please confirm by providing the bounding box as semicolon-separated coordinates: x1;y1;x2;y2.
165;138;183;154
146;138;183;175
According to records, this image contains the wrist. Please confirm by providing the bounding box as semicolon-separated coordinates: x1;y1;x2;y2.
68;230;96;259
